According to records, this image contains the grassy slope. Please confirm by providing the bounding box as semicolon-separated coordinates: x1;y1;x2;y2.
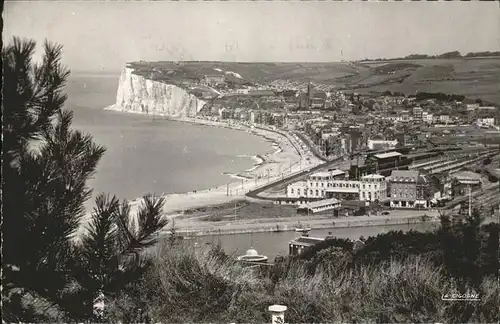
107;241;499;323
350;57;500;105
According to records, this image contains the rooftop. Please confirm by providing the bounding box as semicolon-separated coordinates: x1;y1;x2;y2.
361;174;385;180
299;198;340;209
330;169;347;177
289;236;325;247
313;92;327;99
391;170;419;182
452;171;482;181
310;170;346;178
310;171;331;178
289;180;307;186
374;152;403;159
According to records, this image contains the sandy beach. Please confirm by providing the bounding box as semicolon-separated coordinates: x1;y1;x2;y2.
72;104;331;240
101;105;322;215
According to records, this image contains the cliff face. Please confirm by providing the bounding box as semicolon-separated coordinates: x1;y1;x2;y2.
114;67;205;117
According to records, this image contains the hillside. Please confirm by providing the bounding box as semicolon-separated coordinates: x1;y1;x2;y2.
344;57;500;105
128;57;500;105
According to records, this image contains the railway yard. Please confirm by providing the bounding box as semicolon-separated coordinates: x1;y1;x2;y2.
246;143;500;219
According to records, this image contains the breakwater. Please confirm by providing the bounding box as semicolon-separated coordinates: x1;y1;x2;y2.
169;216;438;238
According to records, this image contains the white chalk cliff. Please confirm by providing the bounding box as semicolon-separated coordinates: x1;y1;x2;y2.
113;66;205;117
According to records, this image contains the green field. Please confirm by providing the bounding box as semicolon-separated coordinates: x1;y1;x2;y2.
349;57;500;104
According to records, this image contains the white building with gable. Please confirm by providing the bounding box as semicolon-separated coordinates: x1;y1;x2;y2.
286;170;387;203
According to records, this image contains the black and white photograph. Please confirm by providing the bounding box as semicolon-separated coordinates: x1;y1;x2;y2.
2;0;500;322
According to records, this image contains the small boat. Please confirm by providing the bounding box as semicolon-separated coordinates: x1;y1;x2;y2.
295;222;311;233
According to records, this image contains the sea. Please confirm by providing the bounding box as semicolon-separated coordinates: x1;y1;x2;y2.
67;72;437;258
66;72;273;211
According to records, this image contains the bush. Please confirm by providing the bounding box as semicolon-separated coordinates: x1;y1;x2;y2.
107;241;268;323
106;242;500;323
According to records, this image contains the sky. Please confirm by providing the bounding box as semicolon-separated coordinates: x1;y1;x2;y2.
4;1;500;72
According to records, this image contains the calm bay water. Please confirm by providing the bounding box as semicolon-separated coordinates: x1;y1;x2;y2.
65;73;273;211
191;222;439;260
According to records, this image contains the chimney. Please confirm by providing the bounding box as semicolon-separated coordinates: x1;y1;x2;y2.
268;305;287;324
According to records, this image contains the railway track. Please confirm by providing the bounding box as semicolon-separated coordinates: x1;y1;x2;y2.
246;147;500;202
473;190;500;211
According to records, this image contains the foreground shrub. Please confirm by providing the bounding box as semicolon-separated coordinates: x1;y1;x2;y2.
2;37;168;322
108;241;269;322
108;244;499;323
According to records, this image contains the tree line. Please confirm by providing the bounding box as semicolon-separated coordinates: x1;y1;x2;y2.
381;90;467;103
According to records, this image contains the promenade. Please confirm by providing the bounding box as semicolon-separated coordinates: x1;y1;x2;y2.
168;210;440;237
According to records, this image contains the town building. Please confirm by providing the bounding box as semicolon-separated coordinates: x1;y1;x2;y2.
322;134;347;157
202;74;225;86
451;171;482;197
413;107;423;122
422;111;429;122
439;114;451;124
466;103;480;111
389;170;429;209
249;111;255;125
235;88;250;95
289;236;325;256
365;151;403;174
287;181;308;198
477;117;495;127
219;108;233;120
311;92;327;109
298;93;309;110
296;198;341;214
324;180;361;201
367;139;398;150
286;170;346;199
344;127;364;153
307;83;314;108
399;110;411;122
287;170;387;203
359;174;388;202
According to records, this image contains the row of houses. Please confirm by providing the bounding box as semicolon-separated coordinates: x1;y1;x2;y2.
284;168;484;212
287;170;388;203
384;106;498;126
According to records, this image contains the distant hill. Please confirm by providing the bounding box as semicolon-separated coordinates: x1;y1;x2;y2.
373;62;421;75
123;56;500;105
347;56;500;105
362;51;500;62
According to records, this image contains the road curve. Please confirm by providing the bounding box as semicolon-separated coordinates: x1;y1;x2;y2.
246;156;346;200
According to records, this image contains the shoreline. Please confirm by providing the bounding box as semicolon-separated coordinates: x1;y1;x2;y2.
103;105;323;215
